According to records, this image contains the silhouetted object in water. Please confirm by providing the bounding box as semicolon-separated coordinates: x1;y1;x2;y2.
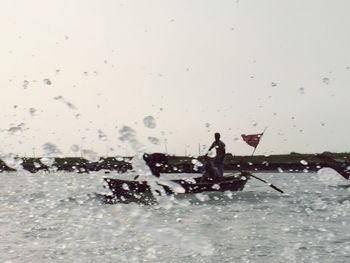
208;132;226;177
103;174;249;204
143;153;168;177
201;158;222;183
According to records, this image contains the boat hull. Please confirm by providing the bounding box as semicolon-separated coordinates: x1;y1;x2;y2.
103;173;249;202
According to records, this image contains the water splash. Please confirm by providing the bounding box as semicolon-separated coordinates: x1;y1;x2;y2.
0;153;23;170
300;160;308;165
23;80;29;89
191;159;203;171
147;136;160;145
118;126;184;199
81;149;99;162
317;167;343;185
54;96;77;110
8;123;25;135
41;143;63;166
29;108;37;116
98;129;107;141
70;144;80;152
43;78;52;85
143;116;156;129
322;77;330;85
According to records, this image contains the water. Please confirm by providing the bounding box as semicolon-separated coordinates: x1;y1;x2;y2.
1;169;350;262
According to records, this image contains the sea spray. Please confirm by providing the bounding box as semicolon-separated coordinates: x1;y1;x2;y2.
118;125;184;199
0;153;24;170
41;142;63;167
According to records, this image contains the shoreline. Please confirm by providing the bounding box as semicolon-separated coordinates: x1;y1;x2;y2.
0;152;348;174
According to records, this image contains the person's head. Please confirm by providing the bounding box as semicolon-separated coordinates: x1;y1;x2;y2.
214;132;220;141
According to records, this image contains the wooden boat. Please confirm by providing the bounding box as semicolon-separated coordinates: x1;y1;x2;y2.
103;172;250;203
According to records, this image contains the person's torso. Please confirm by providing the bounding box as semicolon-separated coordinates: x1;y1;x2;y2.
213;141;225;162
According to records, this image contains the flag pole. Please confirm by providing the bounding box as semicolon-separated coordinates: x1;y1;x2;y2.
250;126;267;156
244;126;283;193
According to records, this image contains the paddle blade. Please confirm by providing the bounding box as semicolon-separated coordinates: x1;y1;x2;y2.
269;183;284;194
251;174;284;194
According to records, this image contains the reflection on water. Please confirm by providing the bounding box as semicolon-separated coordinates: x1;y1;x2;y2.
0;171;349;262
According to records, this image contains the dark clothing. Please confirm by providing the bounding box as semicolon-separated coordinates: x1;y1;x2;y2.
209;140;226;164
201;160;222;183
208;140;225;177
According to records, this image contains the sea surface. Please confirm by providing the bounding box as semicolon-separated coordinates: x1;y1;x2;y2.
1;168;350;263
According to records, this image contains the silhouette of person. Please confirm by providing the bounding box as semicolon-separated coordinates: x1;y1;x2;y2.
208;132;226;177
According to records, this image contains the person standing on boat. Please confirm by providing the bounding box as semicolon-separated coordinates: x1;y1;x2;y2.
207;132;226;177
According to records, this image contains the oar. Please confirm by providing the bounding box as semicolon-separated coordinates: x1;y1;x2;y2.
226;171;284;193
249;174;284;193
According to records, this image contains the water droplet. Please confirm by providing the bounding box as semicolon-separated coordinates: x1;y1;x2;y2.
252;121;258;127
43;78;52;85
54;96;77;109
271;82;277;87
212;184;220;190
42;143;62;157
116;156;124;161
0;153;23;170
322;77;330;85
70;144;80;152
195;193;209;202
300;160;308;165
29;108;37;116
23;80;29;89
320;122;326;126
143;116;156;129
41;143;62;166
81;149;99;162
98;129;107;141
8;123;25;135
148;136;160;145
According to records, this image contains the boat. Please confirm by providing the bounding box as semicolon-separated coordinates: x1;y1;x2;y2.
102;172;250;203
99;153;253;203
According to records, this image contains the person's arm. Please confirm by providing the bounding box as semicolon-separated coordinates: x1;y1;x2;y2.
208;142;216;151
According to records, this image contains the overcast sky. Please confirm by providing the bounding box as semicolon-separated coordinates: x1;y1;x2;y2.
1;0;350;157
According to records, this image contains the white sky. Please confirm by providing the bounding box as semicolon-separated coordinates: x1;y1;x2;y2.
1;0;350;157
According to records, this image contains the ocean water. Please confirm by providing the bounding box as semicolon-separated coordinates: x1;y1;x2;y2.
1;169;350;263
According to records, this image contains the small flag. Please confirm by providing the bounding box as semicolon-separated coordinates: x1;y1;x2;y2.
241;133;263;148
